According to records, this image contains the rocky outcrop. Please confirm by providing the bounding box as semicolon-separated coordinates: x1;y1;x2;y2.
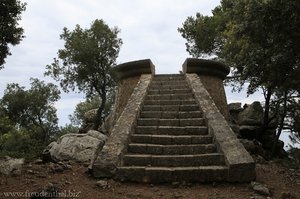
44;130;107;163
228;102;285;158
0;156;24;176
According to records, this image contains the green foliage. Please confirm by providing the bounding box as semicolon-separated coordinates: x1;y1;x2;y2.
69;89;116;127
0;129;46;159
179;0;300;153
51;124;79;141
0;78;61;142
0;0;26;68
69;97;101;127
45;19;122;130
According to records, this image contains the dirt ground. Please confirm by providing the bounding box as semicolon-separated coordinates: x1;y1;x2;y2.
0;159;299;199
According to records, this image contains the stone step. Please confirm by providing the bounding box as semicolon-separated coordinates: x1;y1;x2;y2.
143;99;197;106
142;104;199;112
116;166;228;183
137;118;205;126
146;94;194;101
128;143;216;155
150;85;190;90
153;74;185;80
148;89;191;95
135;126;208;135
140;111;203;119
151;81;188;86
130;134;213;145
123;153;225;167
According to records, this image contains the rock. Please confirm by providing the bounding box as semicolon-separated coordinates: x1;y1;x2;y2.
0;156;24;176
251;181;270;196
45;131;107;163
239;125;261;139
31;183;61;199
95;180;110;189
84;109;98;123
281;191;297;199
228;102;243;112
239;139;256;153
239;102;263;126
228;103;243;124
87;130;108;141
229;124;240;136
33;159;43;164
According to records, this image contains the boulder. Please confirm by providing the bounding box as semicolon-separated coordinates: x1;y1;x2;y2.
84;109;98;123
228;103;243;124
0;156;24;175
251;181;270;196
239;139;265;155
44;130;107;163
228;102;243;112
239;102;263;125
239;125;262;139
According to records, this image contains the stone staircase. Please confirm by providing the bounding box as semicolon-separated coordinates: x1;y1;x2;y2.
116;74;228;183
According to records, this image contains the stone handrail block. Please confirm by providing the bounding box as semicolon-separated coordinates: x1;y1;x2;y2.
92;74;152;178
183;58;230;80
113;59;155;80
186;73;255;182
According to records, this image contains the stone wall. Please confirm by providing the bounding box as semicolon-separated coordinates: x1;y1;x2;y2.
92;75;152;178
92;59;155;178
186;73;255;182
199;75;229;120
182;58;230;120
103;59;155;134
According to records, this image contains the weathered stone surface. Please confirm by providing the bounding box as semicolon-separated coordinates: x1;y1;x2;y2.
0;156;24;175
46;131;107;162
95;180;110;189
183;58;230;120
182;58;230;80
228;103;243;124
228;103;243;112
239;102;263;125
84;109;97;123
239;125;261;139
239;139;264;155
92;74;152;178
112;59;155;80
186;73;255;182
251;181;270;196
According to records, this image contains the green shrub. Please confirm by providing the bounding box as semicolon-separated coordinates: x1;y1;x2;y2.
0;129;46;159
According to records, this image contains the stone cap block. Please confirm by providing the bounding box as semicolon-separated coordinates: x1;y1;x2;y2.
182;58;230;80
113;59;155;80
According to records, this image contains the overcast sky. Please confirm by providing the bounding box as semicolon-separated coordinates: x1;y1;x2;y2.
1;0;297;148
0;0;267;123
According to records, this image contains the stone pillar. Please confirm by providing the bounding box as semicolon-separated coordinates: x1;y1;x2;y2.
92;59;155;178
103;59;155;134
183;58;230;120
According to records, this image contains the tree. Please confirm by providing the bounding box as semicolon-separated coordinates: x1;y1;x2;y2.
45;19;122;130
0;78;60;142
70;90;116;128
0;0;26;68
179;0;300;154
70;97;101;127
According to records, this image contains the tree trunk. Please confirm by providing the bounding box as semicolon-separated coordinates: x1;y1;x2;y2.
272;91;288;156
93;93;106;131
262;87;272;131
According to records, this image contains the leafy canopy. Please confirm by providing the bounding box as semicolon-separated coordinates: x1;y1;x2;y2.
45;19;122;130
179;0;300;95
179;0;300;148
0;78;61;141
0;0;26;68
